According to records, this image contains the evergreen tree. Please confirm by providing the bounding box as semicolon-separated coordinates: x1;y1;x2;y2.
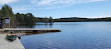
0;4;16;27
49;16;53;23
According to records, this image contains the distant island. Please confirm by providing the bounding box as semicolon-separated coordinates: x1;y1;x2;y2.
54;17;111;22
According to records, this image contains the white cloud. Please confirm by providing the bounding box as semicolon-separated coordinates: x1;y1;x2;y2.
31;0;75;5
38;0;55;5
79;15;111;18
38;0;75;5
13;7;27;12
30;0;107;9
30;0;76;9
31;0;106;5
76;0;106;3
0;0;18;4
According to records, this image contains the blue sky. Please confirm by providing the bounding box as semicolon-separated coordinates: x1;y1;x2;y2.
0;0;111;18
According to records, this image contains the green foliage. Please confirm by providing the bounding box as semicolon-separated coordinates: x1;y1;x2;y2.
49;16;54;23
35;17;54;23
0;4;16;27
0;4;54;27
15;13;36;24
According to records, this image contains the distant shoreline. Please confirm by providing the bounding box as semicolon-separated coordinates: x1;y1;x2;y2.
54;17;111;22
54;21;111;22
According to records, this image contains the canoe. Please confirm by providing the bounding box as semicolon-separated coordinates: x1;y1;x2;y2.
6;32;17;41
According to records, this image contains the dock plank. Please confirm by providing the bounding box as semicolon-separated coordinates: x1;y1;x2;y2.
3;28;61;33
4;28;60;30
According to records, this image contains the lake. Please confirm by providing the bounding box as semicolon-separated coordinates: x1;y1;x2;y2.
20;22;111;49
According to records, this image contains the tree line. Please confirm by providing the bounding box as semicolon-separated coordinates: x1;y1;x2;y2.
15;13;54;24
0;4;54;27
54;17;111;22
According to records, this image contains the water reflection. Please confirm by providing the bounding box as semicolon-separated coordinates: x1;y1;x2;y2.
17;23;54;28
17;24;36;28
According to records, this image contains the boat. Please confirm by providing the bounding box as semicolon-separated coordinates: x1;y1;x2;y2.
6;31;17;41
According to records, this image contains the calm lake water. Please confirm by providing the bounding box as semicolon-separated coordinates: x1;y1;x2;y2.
20;22;111;49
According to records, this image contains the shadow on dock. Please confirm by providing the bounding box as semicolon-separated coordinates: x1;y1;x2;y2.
5;37;14;42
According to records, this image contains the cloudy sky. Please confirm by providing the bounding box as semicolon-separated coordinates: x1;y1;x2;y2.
0;0;111;18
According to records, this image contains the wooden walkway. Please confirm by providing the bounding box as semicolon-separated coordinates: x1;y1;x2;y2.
0;34;25;49
4;28;60;30
2;28;61;33
0;28;61;49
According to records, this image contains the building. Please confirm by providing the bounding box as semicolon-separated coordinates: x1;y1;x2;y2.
0;17;10;29
0;18;3;28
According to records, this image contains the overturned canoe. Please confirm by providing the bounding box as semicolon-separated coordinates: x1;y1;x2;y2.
7;32;17;41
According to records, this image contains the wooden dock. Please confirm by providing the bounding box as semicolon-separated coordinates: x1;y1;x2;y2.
3;28;61;33
0;28;61;49
0;34;25;49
